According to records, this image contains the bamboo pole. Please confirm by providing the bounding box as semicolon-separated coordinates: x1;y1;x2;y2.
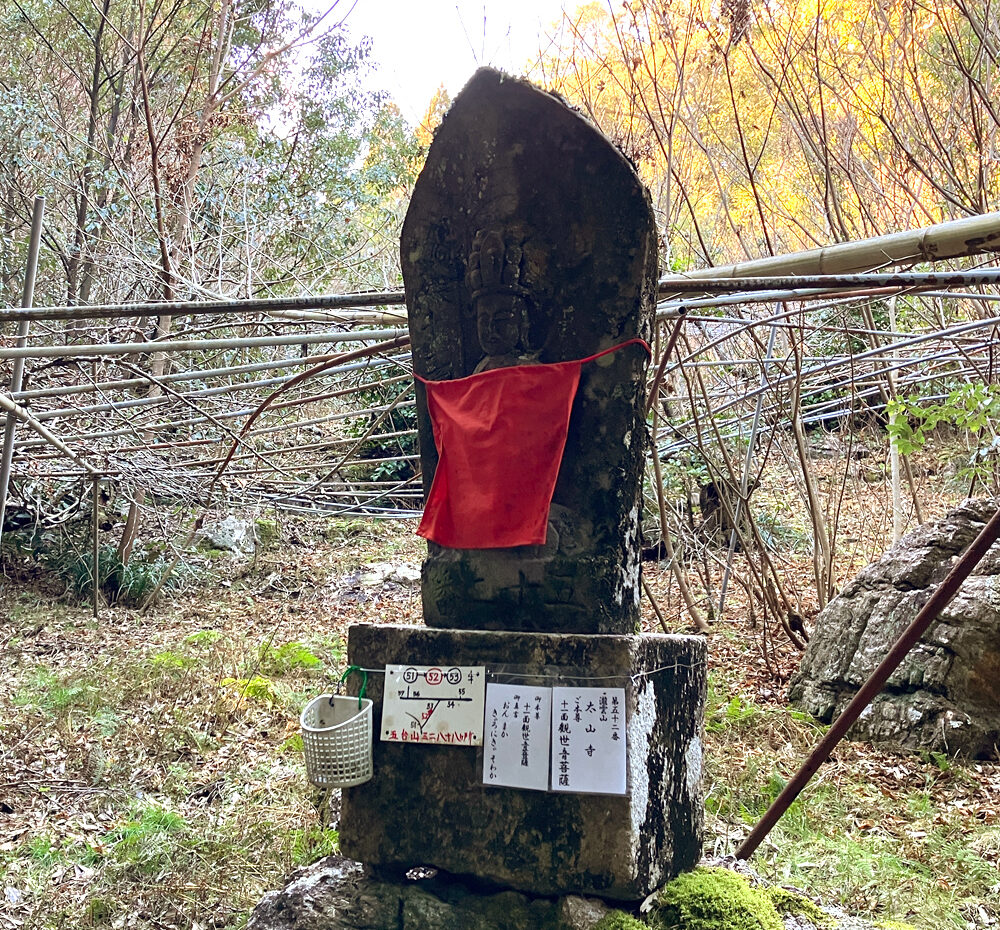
0;196;45;529
0;393;99;477
91;474;101;620
661;210;1000;285
2;290;407;323
12;351;405;403
657;270;1000;295
0;209;996;326
14;399;420;451
0;327;409;361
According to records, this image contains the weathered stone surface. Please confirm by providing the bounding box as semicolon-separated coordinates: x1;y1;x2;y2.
248;855;396;930
199;515;255;553
339;623;706;900
789;497;1000;757
248;855;615;930
402;68;657;635
249;855;903;930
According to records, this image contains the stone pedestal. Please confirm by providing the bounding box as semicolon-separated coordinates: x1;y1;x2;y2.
339;623;706;901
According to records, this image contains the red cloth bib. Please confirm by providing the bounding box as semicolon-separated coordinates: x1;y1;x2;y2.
415;339;648;549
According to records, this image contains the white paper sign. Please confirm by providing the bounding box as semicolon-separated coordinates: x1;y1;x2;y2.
551;687;627;795
381;665;486;745
483;683;552;791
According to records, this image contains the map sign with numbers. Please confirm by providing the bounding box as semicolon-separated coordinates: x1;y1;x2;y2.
483;683;552;791
381;665;486;745
550;686;627;795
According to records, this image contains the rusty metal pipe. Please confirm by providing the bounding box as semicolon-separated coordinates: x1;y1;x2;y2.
736;502;1000;860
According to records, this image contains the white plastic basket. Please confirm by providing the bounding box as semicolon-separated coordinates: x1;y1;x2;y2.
300;693;374;788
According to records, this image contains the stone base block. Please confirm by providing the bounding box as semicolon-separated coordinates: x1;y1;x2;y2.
248;854;618;930
339;624;706;900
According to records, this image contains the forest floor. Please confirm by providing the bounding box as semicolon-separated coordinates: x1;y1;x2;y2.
2;470;999;929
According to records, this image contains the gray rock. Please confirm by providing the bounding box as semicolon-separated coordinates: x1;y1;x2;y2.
558;895;612;928
357;562;422;587
250;856;620;930
789;497;1000;757
249;855;906;930
200;515;255;554
248;856;400;930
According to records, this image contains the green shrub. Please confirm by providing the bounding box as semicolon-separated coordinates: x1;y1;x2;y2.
260;641;323;674
107;806;187;874
51;542;192;607
220;674;281;707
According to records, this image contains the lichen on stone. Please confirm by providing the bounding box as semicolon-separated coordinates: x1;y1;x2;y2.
649;866;784;930
766;886;833;926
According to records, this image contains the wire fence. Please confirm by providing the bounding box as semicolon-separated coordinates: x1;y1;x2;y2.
2;262;999;629
2;273;999;517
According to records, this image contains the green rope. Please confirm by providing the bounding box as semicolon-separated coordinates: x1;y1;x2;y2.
338;664;368;709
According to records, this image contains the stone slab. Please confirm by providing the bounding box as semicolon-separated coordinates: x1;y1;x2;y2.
248;854;616;930
339;623;706;900
249;854;897;930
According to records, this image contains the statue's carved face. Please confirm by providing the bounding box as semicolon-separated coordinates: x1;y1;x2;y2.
476;293;525;357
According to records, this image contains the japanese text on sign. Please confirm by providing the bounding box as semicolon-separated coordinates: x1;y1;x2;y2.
381;665;485;745
483;683;551;791
550;686;627;795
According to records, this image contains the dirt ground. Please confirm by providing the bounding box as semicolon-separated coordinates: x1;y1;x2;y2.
2;477;999;929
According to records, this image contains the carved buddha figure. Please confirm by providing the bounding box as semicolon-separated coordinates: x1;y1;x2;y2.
467;229;545;373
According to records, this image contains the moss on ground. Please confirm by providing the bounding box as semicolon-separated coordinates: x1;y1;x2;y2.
767;886;834;925
650;867;783;930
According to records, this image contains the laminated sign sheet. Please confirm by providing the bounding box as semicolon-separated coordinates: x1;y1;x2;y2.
381;665;486;745
551;686;627;795
483;683;552;791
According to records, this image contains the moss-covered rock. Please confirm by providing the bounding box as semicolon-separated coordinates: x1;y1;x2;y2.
255;518;279;548
593;911;647;930
649;867;783;930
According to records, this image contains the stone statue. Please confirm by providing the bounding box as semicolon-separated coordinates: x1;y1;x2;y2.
339;68;706;904
402;69;658;635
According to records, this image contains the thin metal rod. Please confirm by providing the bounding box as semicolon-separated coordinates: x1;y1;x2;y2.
2;267;998;328
0;327;409;361
0;196;45;528
657;271;1000;295
0;393;99;477
2;290;407;322
735;503;1000;861
14;398;420;451
92;474;100;620
12;352;405;403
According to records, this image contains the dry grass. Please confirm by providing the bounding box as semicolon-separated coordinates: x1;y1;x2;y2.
0;517;422;929
2;473;998;929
